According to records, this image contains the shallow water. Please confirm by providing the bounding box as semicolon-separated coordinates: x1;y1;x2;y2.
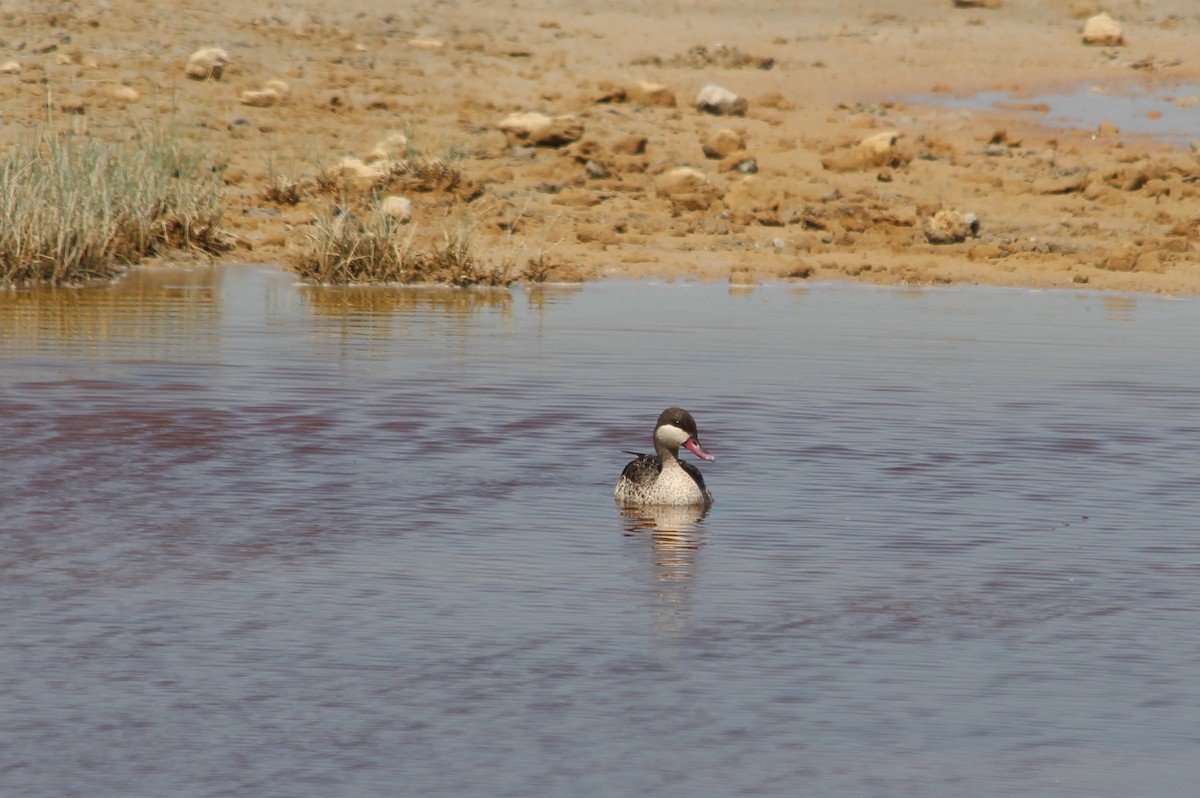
911;81;1200;146
3;265;1200;798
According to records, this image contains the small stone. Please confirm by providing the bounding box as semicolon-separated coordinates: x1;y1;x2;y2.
702;128;745;159
612;135;648;155
655;167;716;211
103;84;139;103
733;158;759;174
240;89;282;107
498;111;583;148
407;38;444;50
1082;13;1124;46
185;47;229;81
379;195;413;223
924;210;978;244
695;83;747;116
627;80;676;107
585;160;610;179
953;0;1000;7
365;132;410;163
326;157;385;189
822;130;907;172
0;61;19;74
31;39;59;55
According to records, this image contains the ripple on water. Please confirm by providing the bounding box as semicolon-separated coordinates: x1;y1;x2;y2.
2;267;1200;797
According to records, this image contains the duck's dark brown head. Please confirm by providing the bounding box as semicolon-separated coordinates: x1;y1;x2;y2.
655;407;715;462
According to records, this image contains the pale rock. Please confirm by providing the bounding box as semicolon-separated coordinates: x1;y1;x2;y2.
822;130;907;172
702;128;745;159
498;111;583;148
0;61;21;75
628;80;676;107
366;132;409;163
1082;13;1124;46
408;38;445;50
655;166;717;211
264;79;291;97
240;89;281;107
696;83;747;116
186;47;229;81
326;157;385;189
924;210;979;244
104;84;139;103
380;195;414;223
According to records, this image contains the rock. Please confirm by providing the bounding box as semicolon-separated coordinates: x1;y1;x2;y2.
696;83;747;116
585;160;610;179
31;39;59;55
655;166;716;211
0;61;19;74
612;135;647;155
240;89;282;107
953;0;1001;7
702;128;745;159
103;84;139;103
264;79;291;97
1101;240;1139;271
186;47;229;80
326;157;385;189
366;132;410;163
1082;13;1123;46
724;176;787;225
627;80;676;107
1033;173;1089;194
407;38;445;50
498;112;583;148
822;130;908;172
924;210;979;244
379;195;413;223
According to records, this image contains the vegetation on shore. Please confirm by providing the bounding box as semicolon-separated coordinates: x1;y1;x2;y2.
0;132;226;287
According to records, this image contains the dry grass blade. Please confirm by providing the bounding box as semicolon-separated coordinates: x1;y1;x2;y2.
0;132;226;287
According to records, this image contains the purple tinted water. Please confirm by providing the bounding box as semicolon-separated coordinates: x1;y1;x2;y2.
2;265;1200;797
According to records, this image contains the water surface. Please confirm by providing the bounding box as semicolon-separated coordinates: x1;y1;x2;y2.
3;265;1200;797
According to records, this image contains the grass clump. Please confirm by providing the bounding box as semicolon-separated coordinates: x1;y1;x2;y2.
297;206;511;287
0;132;226;287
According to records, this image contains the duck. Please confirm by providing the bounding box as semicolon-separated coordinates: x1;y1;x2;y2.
615;407;716;506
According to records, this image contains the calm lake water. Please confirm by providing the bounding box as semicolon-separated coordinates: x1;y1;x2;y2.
2;265;1200;798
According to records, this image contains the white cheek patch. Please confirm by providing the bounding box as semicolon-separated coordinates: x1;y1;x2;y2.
656;423;691;448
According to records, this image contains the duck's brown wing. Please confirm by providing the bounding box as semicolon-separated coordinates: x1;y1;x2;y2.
619;452;661;485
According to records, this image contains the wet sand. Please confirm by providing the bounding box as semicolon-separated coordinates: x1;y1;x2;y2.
5;0;1200;292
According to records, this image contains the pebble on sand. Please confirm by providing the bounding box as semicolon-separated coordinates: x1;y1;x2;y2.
702;128;746;159
1082;13;1124;46
366;133;410;163
498;112;584;148
696;84;748;116
186;47;230;80
0;61;21;75
822;130;908;172
655;166;717;210
924;210;979;244
628;80;676;108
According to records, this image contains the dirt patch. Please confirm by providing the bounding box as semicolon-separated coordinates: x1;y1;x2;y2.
4;0;1200;291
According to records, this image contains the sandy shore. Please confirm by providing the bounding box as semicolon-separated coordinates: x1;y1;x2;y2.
5;0;1200;292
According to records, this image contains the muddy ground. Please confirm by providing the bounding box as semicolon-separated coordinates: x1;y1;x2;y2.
4;0;1200;292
